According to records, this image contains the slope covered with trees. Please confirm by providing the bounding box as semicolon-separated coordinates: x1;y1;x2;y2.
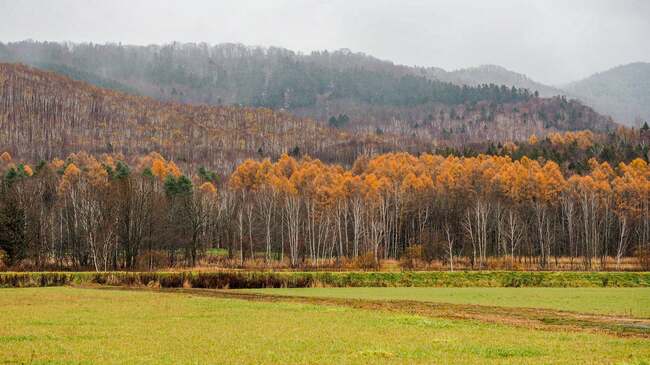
0;62;620;175
0;63;359;172
427;62;650;127
0;41;530;108
425;64;564;98
564;62;650;126
0;41;617;141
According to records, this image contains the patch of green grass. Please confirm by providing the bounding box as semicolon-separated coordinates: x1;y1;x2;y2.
205;247;229;257
0;287;649;364
468;345;545;359
247;287;650;318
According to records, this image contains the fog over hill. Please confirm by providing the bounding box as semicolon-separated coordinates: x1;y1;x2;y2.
0;41;617;145
564;62;650;126
424;63;650;127
425;65;564;98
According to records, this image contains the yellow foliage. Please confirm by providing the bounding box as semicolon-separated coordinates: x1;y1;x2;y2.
0;152;11;163
150;158;181;180
51;159;65;170
548;130;594;150
199;182;217;195
167;161;182;178
229;159;261;191
5;149;646;224
151;159;167;178
58;163;81;193
63;163;81;177
274;154;298;178
548;132;565;146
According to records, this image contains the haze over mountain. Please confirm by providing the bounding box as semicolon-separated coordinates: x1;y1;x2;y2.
0;41;616;148
3;0;650;85
0;60;616;172
1;1;647;127
425;65;564;98
424;62;650;126
563;62;650;127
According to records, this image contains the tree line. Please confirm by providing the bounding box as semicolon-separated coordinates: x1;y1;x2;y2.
1;150;648;271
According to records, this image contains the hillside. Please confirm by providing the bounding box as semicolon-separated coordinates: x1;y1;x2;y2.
564;62;650;126
0;41;530;108
439;62;650;126
0;41;616;137
425;64;564;98
0;63;353;172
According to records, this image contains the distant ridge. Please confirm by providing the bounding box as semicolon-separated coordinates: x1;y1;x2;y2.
564;62;650;126
425;64;565;98
0;41;617;147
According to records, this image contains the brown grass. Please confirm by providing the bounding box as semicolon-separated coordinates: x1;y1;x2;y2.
5;254;644;273
195;255;644;272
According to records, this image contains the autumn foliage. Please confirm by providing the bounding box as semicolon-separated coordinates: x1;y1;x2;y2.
0;63;630;177
0;149;648;271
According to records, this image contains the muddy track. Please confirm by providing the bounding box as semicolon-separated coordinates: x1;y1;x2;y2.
91;286;650;338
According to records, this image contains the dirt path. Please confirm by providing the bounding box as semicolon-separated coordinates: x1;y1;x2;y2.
92;286;650;338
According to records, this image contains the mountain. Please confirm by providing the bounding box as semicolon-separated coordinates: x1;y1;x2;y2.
0;41;532;109
564;62;650;126
0;42;617;157
0;63;354;172
425;64;564;98
429;62;650;127
0;41;632;129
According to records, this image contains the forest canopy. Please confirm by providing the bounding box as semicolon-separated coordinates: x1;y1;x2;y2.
1;150;648;271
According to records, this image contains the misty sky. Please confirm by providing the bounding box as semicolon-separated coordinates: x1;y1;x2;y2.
1;0;649;85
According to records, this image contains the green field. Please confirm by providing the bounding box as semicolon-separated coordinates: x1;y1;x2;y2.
247;287;650;318
0;287;649;364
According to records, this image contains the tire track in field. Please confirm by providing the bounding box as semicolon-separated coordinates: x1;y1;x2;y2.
90;286;650;338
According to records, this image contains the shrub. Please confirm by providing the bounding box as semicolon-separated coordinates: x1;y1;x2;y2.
352;252;379;271
400;244;426;270
0;249;6;271
135;251;170;270
636;246;650;271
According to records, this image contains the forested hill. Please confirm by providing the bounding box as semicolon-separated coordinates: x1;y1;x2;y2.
425;64;564;98
564;62;650;126
0;41;616;139
0;41;531;108
427;63;650;127
0;63;355;172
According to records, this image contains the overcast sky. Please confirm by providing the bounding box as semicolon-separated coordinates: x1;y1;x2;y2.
1;0;648;85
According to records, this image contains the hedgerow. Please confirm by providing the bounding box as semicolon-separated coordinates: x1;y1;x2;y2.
1;271;649;289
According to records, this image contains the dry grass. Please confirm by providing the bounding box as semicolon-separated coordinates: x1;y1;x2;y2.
4;254;644;273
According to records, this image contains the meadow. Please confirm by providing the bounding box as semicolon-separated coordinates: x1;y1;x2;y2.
1;287;650;365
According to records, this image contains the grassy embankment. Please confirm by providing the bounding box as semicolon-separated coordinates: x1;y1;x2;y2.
1;270;650;288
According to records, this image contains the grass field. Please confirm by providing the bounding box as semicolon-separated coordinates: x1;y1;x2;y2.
247;287;650;318
0;287;649;364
